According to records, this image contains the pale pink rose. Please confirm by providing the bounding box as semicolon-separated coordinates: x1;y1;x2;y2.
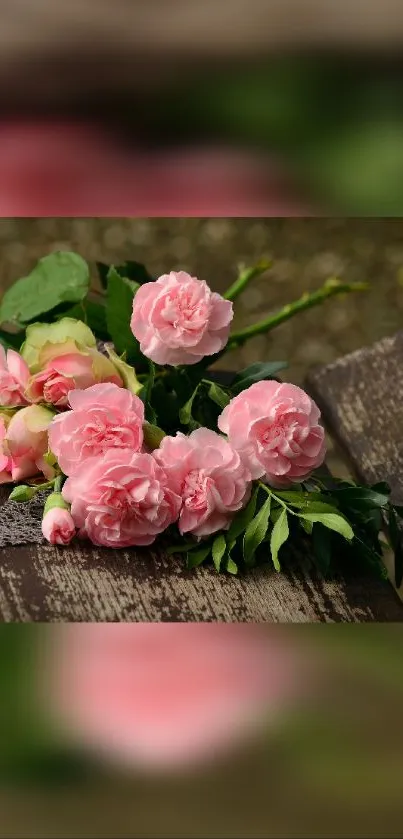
62;449;181;548
27;350;122;408
0;346;30;407
154;427;251;537
5;404;55;482
49;383;145;476
0;415;12;483
218;381;326;488
42;506;76;545
51;624;298;770
131;271;233;366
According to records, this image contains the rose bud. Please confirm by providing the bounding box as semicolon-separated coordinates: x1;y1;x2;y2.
42;492;76;546
5;404;55;482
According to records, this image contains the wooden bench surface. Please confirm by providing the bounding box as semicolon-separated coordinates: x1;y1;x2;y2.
1;332;403;623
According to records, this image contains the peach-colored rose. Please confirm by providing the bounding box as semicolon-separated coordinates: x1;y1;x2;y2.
51;624;297;770
218;381;326;488
26;349;122;408
0;415;12;483
62;449;181;548
42;506;76;545
0;346;30;407
5;404;55;482
131;271;233;366
49;383;145;476
154;427;251;537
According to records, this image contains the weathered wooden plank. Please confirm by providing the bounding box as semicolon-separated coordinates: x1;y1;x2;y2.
1;537;403;622
307;331;403;504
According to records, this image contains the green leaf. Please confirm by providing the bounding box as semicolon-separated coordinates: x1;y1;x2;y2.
0;330;23;350
231;361;287;394
276;492;339;514
300;517;313;534
143;423;166;451
312;523;332;575
227;490;258;542
186;544;212;569
114;261;153;285
389;507;403;588
226;558;239;575
104;346;143;395
244;495;272;566
96;262;110;290
212;534;227;572
0;252;90;326
206;381;230;409
331;486;390;510
166;542;197;556
300;512;354;542
270;509;289;571
179;383;202;427
106;267;141;359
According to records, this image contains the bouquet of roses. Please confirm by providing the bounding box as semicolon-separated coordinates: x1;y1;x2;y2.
0;251;401;580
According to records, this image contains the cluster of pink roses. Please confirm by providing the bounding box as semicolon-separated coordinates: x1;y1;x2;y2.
1;271;326;550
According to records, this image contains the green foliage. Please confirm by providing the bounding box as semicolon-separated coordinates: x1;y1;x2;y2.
106;266;141;361
0;252;89;327
231;361;288;394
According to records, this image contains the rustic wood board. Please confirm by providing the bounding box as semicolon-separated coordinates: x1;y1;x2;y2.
1;535;403;622
307;330;403;505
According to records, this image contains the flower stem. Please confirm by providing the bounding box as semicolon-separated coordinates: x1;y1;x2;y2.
226;278;368;349
223;260;272;302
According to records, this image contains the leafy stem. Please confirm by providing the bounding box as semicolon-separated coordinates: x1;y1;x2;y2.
223;260;272;302
226;278;368;349
258;482;297;515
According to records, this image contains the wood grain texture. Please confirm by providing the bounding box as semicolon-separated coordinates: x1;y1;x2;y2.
1;538;403;622
307;330;403;504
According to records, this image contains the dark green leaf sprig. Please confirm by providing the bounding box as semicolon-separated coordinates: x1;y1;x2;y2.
168;477;402;582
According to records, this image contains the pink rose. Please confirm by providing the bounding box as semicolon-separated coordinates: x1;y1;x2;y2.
0;415;12;483
26;349;122;408
49;383;145;476
51;624;297;770
62;449;181;548
0;346;30;407
218;381;326;488
131;271;233;366
42;506;76;545
154;427;251;537
5;404;55;482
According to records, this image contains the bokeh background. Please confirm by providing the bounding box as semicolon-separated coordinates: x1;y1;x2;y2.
2;3;403;213
1;625;403;839
1;217;402;384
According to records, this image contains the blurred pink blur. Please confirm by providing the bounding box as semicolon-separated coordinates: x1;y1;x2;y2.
0;122;309;217
51;624;298;771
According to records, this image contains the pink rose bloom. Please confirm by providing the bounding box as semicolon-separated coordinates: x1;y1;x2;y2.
5;404;55;482
131;271;233;366
49;383;145;476
51;624;298;770
42;507;76;546
0;346;30;407
0;415;12;483
27;350;122;408
154;427;251;537
62;449;181;548
218;381;326;488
